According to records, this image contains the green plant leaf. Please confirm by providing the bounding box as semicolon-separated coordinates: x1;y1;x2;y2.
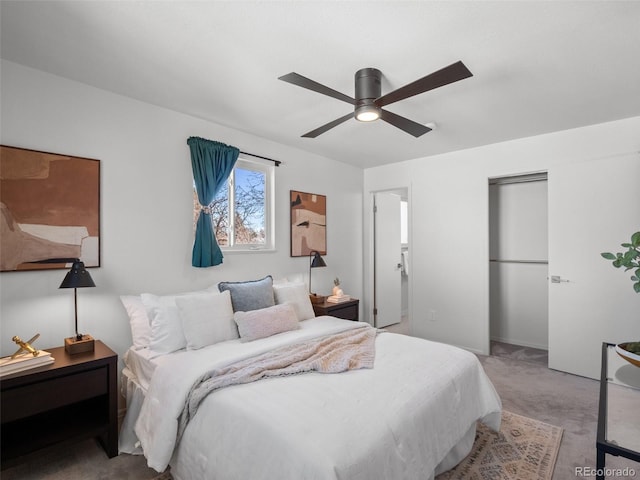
602;232;640;293
622;251;637;266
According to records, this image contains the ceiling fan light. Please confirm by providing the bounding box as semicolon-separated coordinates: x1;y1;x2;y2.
355;105;380;122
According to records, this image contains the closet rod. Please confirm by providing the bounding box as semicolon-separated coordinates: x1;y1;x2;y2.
489;259;548;265
240;151;281;167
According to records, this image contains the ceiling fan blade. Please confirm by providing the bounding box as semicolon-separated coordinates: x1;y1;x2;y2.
302;112;354;138
279;72;355;105
379;109;432;137
375;61;472;107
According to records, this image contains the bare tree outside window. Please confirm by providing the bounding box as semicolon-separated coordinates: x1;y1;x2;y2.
234;168;265;245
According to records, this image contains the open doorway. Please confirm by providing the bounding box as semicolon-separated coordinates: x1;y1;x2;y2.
373;188;410;332
488;173;548;366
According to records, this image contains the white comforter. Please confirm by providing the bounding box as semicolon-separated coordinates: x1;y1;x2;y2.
135;317;501;479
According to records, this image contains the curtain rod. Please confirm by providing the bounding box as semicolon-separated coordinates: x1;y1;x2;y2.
240;151;281;167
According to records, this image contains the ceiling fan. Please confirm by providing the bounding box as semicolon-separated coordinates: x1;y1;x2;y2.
278;61;472;138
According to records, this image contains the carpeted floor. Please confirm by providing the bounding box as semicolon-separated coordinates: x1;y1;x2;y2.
2;344;639;480
481;346;639;480
491;340;549;367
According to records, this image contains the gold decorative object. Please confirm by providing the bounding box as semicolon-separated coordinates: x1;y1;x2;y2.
11;334;40;359
332;277;344;297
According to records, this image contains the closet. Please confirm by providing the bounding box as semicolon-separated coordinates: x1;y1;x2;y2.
489;173;548;351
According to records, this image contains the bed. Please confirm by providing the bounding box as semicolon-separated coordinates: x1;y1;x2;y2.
118;277;501;480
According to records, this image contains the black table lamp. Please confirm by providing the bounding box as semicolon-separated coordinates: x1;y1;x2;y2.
59;259;96;354
308;250;327;304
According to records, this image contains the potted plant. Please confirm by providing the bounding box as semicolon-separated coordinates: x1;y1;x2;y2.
601;231;640;366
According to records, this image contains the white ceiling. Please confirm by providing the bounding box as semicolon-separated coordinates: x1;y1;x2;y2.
2;1;640;168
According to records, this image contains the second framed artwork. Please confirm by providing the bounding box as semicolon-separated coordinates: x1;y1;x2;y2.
290;190;326;257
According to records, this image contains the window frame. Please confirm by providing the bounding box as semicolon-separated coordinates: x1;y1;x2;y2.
218;156;275;252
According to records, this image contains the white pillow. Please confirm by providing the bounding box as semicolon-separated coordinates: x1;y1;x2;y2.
286;273;308;289
234;303;299;342
142;293;189;357
273;282;315;321
140;285;219;357
120;295;151;350
175;290;237;350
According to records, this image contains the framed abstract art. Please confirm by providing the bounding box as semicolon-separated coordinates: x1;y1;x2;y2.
290;190;326;257
0;145;100;271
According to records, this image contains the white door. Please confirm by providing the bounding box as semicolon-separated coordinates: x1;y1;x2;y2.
548;153;640;379
374;192;402;328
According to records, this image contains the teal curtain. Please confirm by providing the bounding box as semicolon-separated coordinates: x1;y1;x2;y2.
187;136;239;267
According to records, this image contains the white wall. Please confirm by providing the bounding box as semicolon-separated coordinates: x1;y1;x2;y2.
0;61;364;366
364;115;640;378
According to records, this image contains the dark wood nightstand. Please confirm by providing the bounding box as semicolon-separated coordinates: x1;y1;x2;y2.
1;340;118;466
312;298;359;321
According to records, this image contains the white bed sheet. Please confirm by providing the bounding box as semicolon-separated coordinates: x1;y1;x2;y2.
130;317;501;480
123;347;158;392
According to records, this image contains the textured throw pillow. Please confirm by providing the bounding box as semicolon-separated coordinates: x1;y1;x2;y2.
120;295;152;350
218;275;275;312
273;282;316;321
175;290;238;350
234;303;299;342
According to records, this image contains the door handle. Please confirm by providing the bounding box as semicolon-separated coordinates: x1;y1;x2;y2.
550;275;570;283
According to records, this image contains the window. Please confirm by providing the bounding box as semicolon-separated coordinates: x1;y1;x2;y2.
194;157;274;251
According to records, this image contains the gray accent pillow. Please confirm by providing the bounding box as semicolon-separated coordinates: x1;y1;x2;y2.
218;275;275;312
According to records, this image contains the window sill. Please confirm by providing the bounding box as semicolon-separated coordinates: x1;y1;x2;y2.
221;248;277;255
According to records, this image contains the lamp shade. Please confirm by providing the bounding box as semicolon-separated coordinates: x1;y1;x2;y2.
59;260;95;289
310;251;327;268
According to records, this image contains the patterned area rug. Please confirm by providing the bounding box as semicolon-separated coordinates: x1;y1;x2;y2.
437;410;563;480
152;472;172;480
152;411;562;480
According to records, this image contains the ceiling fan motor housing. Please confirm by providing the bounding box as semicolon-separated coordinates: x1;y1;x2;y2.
354;68;382;121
